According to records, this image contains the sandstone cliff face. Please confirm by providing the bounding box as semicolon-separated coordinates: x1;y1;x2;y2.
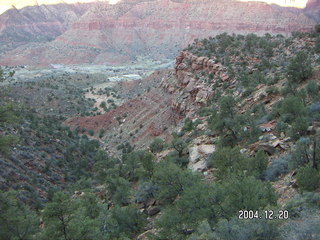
0;0;317;66
161;50;229;117
304;0;320;22
0;3;93;55
65;49;225;150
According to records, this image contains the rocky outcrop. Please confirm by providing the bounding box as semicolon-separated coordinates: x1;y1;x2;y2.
161;51;227;116
65;49;223;150
175;51;226;82
0;0;317;66
304;0;320;22
188;144;215;172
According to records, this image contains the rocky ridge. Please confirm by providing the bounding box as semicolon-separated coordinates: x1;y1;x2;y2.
65;48;230;151
304;0;320;22
0;0;318;66
66;70;182;152
0;3;94;55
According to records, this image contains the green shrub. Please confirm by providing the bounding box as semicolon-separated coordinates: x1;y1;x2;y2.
287;51;312;83
42;192;101;240
0;191;39;240
278;96;307;123
220;174;278;217
98;129;105;138
149;138;165;153
289;117;309;140
182;118;194;132
266;86;279;95
104;205;146;239
99;101;106;108
209;146;246;179
285;192;320;217
135;181;158;204
210;147;266;179
306;80;319;99
263;155;290;181
0;135;19;155
165;151;189;168
106;177;131;206
88;129;95;136
296;166;320;192
198;107;215;117
152;161;201;204
290;137;311;170
281;211;320;240
156;183;217;240
192;217;280;240
171;137;187;157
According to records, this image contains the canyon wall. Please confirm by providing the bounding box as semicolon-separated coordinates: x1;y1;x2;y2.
0;3;94;55
304;0;320;22
0;0;318;66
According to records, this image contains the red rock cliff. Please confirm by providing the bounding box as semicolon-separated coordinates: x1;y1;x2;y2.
0;3;93;55
0;0;317;66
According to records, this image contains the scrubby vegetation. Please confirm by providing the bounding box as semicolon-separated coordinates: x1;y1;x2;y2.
1;29;320;239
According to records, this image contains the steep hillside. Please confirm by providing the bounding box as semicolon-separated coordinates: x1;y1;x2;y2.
66;70;182;153
0;3;93;54
66;30;320;158
0;71;104;207
1;31;320;239
0;0;317;66
304;0;320;22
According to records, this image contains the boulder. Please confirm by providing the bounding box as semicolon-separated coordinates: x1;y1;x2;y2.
147;207;161;216
188;144;215;172
137;230;155;240
190;160;208;172
189;146;200;163
196;90;210;103
257;143;276;155
198;144;216;155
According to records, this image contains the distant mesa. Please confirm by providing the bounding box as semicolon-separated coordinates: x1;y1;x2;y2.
237;0;308;8
0;0;318;66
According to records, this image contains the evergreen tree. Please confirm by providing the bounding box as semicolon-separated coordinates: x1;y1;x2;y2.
152;161;201;204
41;191;101;240
93;150;118;183
287;51;312;83
0;103;19;154
0;191;39;240
210;95;245;146
220;174;278;217
156;183;217;239
296;166;320;192
171;137;187;158
149;138;165;153
104;205;146;239
106;176;131;206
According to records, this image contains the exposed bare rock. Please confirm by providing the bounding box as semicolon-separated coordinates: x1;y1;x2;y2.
257;143;277;155
147;207;161;216
169;51;223;116
66;70;182;151
0;0;317;66
137;230;156;240
304;0;320;22
0;3;93;54
188;144;215;172
249;132;291;155
259;120;277;132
